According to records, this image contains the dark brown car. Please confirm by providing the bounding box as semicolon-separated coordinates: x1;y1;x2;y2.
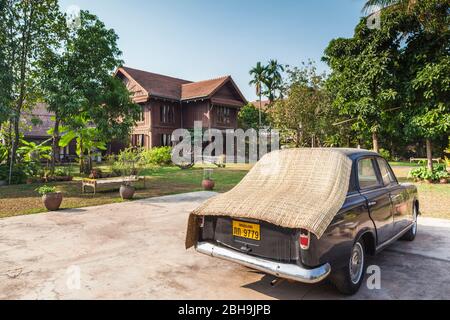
195;150;419;295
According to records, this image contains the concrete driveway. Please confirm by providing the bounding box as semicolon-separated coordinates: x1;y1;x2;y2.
0;192;449;300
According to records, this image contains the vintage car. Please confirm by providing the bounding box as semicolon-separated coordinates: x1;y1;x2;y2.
192;149;419;295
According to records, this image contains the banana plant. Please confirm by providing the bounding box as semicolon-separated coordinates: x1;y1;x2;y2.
17;139;52;162
58;119;107;174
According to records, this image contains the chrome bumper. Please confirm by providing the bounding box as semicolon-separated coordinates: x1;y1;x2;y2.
196;242;331;284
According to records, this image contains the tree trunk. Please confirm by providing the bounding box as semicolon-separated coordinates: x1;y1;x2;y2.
258;93;262;128
426;139;433;172
51;117;60;174
87;152;92;173
296;128;303;148
8;113;20;184
10;113;20;164
79;138;84;174
372;132;380;154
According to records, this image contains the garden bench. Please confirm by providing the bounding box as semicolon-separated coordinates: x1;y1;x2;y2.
409;158;442;164
82;176;146;194
203;155;226;168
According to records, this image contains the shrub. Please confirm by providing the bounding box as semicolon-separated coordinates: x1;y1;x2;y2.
408;163;449;181
54;168;68;177
35;185;57;196
0;164;27;184
141;147;172;166
379;148;392;161
113;148;142;176
435;170;449;181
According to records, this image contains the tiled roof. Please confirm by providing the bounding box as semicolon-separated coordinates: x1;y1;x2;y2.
22;103;54;138
251;100;271;110
181;76;230;100
122;67;192;100
120;67;244;102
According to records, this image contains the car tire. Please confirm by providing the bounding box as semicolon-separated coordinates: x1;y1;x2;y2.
330;238;366;295
401;204;418;242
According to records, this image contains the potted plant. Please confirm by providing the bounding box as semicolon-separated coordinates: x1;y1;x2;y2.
120;180;136;200
435;170;449;184
202;168;215;191
89;168;103;179
36;185;63;211
422;170;434;184
113;148;146;200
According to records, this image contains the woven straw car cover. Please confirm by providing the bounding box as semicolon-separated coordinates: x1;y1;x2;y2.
186;148;353;249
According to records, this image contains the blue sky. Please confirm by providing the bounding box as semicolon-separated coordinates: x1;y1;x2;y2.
59;0;367;101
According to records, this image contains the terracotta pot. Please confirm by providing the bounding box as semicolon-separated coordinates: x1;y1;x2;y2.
42;192;63;211
202;179;215;191
120;185;135;200
440;178;448;184
26;178;34;185
425;179;433;184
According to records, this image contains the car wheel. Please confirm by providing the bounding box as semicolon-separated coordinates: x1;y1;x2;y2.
401;204;418;241
330;238;366;295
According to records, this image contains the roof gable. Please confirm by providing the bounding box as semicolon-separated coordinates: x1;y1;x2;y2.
181;76;229;101
211;79;248;105
119;67;191;101
116;67;246;105
182;76;247;106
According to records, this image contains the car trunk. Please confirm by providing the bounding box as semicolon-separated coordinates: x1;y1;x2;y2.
200;216;300;263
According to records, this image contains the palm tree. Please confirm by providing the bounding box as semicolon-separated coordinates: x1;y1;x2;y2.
249;62;268;127
363;0;417;14
264;59;285;103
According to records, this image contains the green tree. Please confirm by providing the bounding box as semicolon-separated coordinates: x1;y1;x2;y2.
271;62;332;147
0;0;12;126
38;10;140;173
17;138;51;162
401;0;449;170
238;103;269;130
263;59;285;103
323;9;404;153
4;0;60;165
249;62;268;127
363;0;418;13
58;116;107;174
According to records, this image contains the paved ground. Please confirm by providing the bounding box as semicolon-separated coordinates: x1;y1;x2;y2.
0;192;449;300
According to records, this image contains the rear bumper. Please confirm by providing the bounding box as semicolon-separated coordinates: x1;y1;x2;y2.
196;242;331;284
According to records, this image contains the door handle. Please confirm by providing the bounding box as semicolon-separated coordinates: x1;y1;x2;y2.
365;201;377;209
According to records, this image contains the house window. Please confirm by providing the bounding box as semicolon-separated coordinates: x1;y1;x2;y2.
160;105;175;124
132;134;145;147
139;106;145;122
160;134;172;147
217;106;231;125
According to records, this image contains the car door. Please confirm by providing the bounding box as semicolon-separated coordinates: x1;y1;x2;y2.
357;157;394;245
376;158;413;234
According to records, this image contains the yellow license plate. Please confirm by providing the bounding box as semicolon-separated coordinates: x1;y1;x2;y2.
232;220;261;241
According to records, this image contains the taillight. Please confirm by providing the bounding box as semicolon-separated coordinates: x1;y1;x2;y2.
198;216;205;228
299;230;310;250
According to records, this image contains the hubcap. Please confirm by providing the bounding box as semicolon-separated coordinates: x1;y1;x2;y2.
412;207;418;235
349;242;364;285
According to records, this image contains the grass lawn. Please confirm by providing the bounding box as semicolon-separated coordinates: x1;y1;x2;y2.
0;162;448;220
389;161;420;167
0;164;251;219
390;164;450;220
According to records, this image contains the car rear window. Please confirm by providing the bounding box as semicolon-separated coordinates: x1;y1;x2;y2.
377;158;397;186
358;158;381;190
